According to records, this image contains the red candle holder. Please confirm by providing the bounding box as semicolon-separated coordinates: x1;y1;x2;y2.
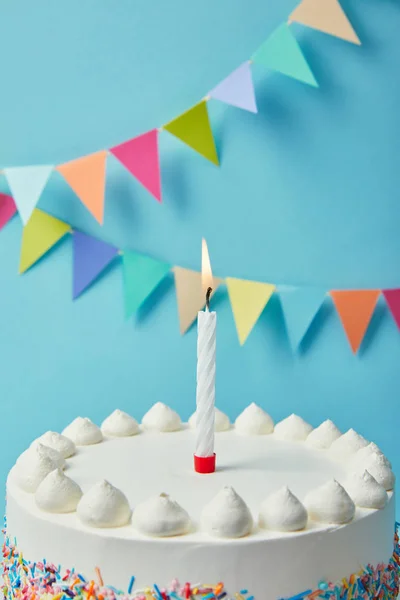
194;453;216;474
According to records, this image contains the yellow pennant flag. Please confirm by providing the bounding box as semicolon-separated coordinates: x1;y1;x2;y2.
173;267;223;334
164;101;219;166
226;277;275;345
290;0;360;45
19;209;71;274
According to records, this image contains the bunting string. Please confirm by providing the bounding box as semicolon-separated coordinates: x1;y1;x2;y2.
0;0;361;225
1;197;399;356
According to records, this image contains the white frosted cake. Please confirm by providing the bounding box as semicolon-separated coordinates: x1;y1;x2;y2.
4;403;399;600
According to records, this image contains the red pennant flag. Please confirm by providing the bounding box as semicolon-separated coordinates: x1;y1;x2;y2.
383;289;400;330
0;194;17;230
110;130;162;202
330;290;380;353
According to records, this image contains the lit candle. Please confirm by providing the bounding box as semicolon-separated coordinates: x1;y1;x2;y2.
194;239;217;474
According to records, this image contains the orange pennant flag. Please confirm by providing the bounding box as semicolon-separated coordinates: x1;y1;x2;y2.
290;0;360;45
173;267;223;334
57;151;107;224
330;290;380;353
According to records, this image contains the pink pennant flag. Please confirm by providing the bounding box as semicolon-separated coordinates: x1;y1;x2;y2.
209;62;257;113
110;130;162;202
383;289;400;330
0;193;17;230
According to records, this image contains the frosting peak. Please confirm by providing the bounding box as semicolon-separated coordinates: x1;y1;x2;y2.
259;487;307;532
62;417;103;446
22;442;65;470
189;408;230;432
13;446;58;493
35;469;83;513
234;403;274;435
274;414;313;441
306;420;341;450
345;470;388;509
77;480;131;528
141;403;181;432
304;479;355;524
201;487;253;538
101;410;139;437
329;428;368;460
132;493;191;537
351;443;392;470
35;431;76;459
361;452;395;491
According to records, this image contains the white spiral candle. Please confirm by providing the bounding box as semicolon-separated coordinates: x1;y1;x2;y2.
195;308;216;457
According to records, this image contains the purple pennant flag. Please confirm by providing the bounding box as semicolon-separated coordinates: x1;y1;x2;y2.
209;62;257;113
73;231;119;299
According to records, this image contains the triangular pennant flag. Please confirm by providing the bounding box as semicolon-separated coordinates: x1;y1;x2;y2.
330;290;380;353
19;209;71;274
279;286;326;350
110;130;162;202
252;23;318;87
123;252;171;317
383;289;400;330
209;62;257;113
163;101;219;165
73;231;119;299
290;0;360;45
226;278;276;345
4;165;53;225
0;193;17;230
56;151;107;224
173;267;223;334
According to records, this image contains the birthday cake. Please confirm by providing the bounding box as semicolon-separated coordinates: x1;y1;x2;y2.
4;403;399;600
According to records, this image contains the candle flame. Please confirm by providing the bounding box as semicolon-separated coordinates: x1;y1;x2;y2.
201;238;213;294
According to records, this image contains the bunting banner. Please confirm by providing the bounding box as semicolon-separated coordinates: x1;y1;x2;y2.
2;206;398;354
0;0;361;225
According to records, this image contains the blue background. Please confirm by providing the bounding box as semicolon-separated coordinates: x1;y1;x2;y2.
0;0;399;512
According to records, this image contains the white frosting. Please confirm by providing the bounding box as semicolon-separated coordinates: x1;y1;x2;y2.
345;470;388;509
141;402;181;432
306;420;341;450
189;408;230;432
201;486;253;538
234;403;274;435
132;493;191;537
35;469;83;513
304;479;355;524
259;486;307;532
13;446;58;493
35;431;76;458
101;410;140;437
62;417;103;446
21;442;66;470
77;480;131;528
351;442;392;470
329;428;368;460
360;452;395;491
274;414;313;441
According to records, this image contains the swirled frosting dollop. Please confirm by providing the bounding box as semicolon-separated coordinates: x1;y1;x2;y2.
62;417;103;446
13;446;58;493
329;428;368;461
141;403;181;432
345;470;388;509
101;410;140;437
201;487;253;538
132;493;191;537
304;479;355;524
360;452;395;491
306;420;341;450
189;408;230;432
77;480;131;528
234;403;274;435
259;487;307;532
35;469;83;513
351;442;392;470
21;442;65;470
274;414;313;441
35;431;76;459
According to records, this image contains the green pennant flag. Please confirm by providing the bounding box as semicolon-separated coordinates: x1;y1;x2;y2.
122;251;171;317
163;101;219;165
252;23;318;87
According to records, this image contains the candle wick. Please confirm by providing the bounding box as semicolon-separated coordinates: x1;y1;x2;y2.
205;287;212;311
